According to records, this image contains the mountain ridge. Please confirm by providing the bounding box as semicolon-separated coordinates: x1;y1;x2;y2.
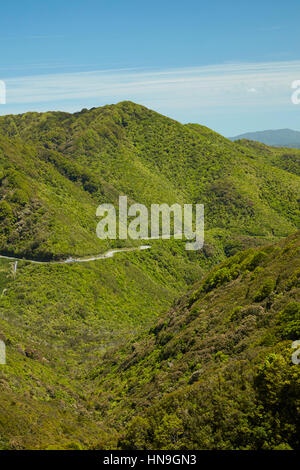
0;101;298;260
229;128;300;149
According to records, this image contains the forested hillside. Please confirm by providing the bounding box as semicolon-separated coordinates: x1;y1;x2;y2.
0;102;299;449
92;232;300;450
0;231;298;449
0;102;298;260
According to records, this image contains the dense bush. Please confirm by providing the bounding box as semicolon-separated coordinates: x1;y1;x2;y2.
277;302;300;339
254;278;275;302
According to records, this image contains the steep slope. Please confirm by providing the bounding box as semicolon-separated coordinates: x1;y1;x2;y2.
0;246;188;449
230;129;300;149
91;232;300;450
0;232;299;449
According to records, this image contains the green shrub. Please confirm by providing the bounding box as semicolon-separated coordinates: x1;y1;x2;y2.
285;269;300;290
0;200;13;220
277;302;300;339
9;189;29;206
203;267;232;292
254;278;275;302
243;251;268;271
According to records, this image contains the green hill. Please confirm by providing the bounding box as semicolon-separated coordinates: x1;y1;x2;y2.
0;102;299;449
0;102;298;260
232;138;300;177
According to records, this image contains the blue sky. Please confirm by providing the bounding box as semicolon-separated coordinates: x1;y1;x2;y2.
0;0;300;135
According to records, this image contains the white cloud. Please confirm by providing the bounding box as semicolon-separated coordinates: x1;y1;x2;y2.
2;60;300;111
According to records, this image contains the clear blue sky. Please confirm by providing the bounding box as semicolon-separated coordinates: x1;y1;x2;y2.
0;0;300;135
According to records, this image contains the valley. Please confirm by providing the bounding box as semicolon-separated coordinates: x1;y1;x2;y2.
0;102;299;450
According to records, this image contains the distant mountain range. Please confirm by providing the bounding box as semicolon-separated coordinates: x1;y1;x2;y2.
229;128;300;148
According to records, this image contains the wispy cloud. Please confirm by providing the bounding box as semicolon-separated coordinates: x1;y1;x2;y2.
3;60;300;112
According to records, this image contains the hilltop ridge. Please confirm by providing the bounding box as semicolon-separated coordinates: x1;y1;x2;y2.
0;101;298;260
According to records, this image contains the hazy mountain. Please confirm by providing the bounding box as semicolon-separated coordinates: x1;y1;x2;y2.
229;128;300;148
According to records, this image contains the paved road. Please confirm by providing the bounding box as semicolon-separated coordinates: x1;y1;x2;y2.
0;245;151;265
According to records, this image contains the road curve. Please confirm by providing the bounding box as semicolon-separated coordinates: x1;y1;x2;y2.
0;245;151;265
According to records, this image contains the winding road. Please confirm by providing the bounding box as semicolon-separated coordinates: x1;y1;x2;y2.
0;245;151;266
